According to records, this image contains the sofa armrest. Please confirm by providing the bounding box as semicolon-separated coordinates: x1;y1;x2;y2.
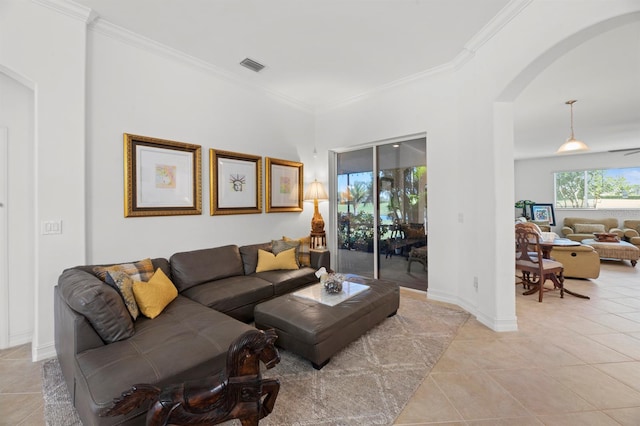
624;228;640;239
610;227;624;238
310;248;330;271
54;286;105;399
561;226;573;236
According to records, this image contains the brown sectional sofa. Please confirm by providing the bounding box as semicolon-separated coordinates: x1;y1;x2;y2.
54;242;329;426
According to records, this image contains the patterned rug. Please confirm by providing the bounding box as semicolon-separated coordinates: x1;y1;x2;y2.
42;296;469;426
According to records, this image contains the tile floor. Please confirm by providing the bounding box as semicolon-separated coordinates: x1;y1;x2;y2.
2;261;639;425
395;260;640;425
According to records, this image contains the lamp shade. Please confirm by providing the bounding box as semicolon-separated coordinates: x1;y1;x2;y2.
556;137;590;154
304;180;328;201
556;99;589;155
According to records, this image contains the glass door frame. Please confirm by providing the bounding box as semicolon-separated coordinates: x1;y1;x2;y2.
328;132;426;279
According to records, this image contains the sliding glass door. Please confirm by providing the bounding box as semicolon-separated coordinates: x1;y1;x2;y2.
334;138;427;289
336;148;375;277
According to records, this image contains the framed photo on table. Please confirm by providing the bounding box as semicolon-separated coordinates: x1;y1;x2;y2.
124;133;202;217
210;149;262;215
530;203;556;226
266;157;303;213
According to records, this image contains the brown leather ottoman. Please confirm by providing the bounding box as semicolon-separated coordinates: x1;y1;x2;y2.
254;275;399;369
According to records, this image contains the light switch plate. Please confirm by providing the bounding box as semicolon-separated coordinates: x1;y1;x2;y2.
41;220;62;235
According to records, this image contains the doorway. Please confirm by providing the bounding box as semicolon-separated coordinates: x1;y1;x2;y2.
333;137;427;290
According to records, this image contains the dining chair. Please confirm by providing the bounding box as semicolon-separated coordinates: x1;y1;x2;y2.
515;223;565;302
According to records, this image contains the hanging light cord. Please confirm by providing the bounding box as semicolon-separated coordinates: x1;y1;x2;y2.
566;99;577;139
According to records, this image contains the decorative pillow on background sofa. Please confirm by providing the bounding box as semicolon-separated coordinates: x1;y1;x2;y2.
105;271;140;320
93;258;155;282
283;235;311;266
272;239;301;266
132;268;178;319
256;248;299;272
574;223;606;234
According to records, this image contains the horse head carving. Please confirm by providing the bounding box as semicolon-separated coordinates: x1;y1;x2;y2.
101;328;281;426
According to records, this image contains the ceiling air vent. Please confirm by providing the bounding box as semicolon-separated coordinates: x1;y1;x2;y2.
240;58;265;72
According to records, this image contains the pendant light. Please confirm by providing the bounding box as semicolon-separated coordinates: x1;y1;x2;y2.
556;99;589;154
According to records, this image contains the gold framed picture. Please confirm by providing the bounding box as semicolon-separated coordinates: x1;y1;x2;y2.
124;133;202;217
266;157;303;213
210;149;262;215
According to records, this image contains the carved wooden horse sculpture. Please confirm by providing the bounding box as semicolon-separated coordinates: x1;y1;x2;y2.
101;329;281;426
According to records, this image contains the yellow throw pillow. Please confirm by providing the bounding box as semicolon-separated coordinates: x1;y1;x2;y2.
283;235;311;266
256;248;299;273
132;268;178;319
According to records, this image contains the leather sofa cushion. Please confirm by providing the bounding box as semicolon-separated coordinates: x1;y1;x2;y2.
254;267;319;296
239;242;272;275
75;295;254;420
170;245;244;292
180;275;273;314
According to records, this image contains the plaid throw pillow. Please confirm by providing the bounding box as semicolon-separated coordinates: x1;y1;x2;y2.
105;271;140;320
94;258;155;282
283;235;311;266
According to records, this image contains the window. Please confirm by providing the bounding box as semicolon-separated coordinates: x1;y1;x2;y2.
554;167;640;209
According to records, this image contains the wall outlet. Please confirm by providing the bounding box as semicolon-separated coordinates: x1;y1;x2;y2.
473;276;478;290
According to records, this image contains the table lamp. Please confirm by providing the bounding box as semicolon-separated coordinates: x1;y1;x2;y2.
304;180;329;248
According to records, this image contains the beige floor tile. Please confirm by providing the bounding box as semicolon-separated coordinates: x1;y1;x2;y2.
0;344;31;360
587;313;640;332
586;299;639;314
588;333;640;360
394;376;462;424
488;368;595;415
0;359;43;393
602;407;640;425
503;337;585;367
545;334;633;364
16;401;44;426
594;361;640;393
465;417;543;425
618;311;640;323
536;410;621;425
431;371;529;420
0;393;43;426
548;364;640;409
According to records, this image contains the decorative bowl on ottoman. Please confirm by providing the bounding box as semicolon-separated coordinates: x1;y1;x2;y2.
321;272;345;294
594;232;619;243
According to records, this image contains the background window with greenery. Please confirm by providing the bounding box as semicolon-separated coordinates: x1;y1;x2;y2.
554;167;640;209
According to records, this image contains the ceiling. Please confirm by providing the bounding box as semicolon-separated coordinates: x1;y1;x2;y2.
73;0;640;159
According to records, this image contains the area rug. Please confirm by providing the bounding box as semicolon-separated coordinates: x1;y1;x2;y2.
42;296;469;426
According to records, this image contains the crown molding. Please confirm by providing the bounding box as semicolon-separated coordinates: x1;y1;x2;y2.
89;19;314;113
318;0;532;113
32;0;94;23
464;0;533;53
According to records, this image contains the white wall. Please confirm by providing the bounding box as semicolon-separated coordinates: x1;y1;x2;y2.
0;73;34;347
317;1;640;331
85;28;317;264
515;152;640;233
0;0;88;360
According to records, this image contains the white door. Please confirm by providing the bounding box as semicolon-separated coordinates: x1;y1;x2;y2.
0;128;8;349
